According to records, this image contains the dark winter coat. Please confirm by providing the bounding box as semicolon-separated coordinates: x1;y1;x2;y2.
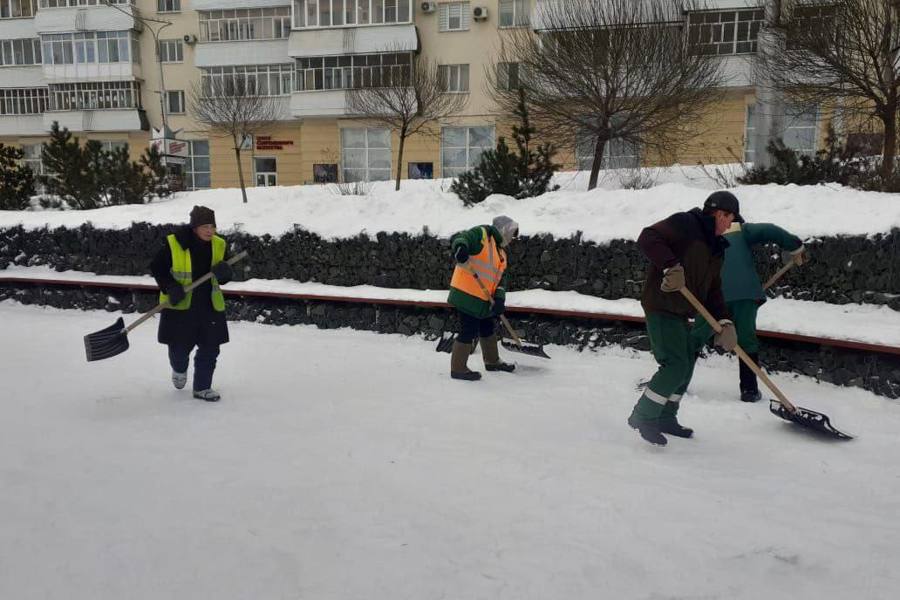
638;208;730;321
722;222;802;303
150;225;231;347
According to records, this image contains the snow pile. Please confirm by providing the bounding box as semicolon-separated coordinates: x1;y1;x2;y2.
1;302;898;599
1;167;898;242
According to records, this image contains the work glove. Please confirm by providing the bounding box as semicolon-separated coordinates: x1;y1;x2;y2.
715;319;738;352
212;261;233;284
453;245;470;264
165;283;187;305
782;245;810;267
660;264;685;293
490;295;505;317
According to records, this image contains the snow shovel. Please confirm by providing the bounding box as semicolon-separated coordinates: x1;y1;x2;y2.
763;261;795;291
84;250;249;362
679;286;852;440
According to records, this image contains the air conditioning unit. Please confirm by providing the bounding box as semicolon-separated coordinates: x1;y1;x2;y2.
473;6;489;20
421;1;436;13
183;34;198;45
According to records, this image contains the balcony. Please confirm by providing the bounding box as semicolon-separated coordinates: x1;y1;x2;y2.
43;108;147;132
0;17;39;40
288;23;417;57
194;0;289;8
290;89;348;117
0;115;45;136
34;3;142;34
0;66;46;88
42;63;142;84
195;40;290;68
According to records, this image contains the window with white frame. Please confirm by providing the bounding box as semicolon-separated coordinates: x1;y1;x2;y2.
341;127;391;182
157;0;180;12
199;8;292;42
296;52;411;90
158;39;183;63
687;9;765;56
439;2;470;32
0;0;38;19
293;0;412;28
48;81;141;111
184;140;211;189
0;87;48;115
41;31;139;66
21;143;43;176
441;125;493;177
99;140;128;153
575;131;641;170
497;62;525;90
744;103;819;161
438;64;469;93
166;90;185;114
499;0;528;28
0;39;42;67
201;64;294;96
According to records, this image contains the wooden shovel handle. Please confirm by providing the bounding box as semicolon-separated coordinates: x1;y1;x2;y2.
125;250;249;334
678;286;797;413
458;262;524;349
763;261;795;290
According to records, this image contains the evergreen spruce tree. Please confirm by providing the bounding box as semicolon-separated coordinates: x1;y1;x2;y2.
451;88;559;206
0;144;35;210
40;122;103;209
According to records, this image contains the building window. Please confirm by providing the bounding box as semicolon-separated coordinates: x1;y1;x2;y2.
687;9;765;56
39;0;130;7
313;163;338;183
408;162;433;179
0;39;42;67
166;90;185;114
201;64;294;96
438;64;469;93
185;140;211;189
158;39;183;63
497;62;525;90
157;0;180;12
441;126;493;177
439;2;469;32
199;8;292;42
744;103;819;161
41;31;139;66
575;131;641;170
255;157;277;186
21;143;44;193
0;0;38;17
0;87;49;115
341;127;391;182
499;0;528;28
48;81;141;111
296;52;411;90
293;0;411;28
99;140;128;153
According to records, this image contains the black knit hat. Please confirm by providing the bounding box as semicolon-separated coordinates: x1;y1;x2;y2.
189;205;216;228
703;191;743;223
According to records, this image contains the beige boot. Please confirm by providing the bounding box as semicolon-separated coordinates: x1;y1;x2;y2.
451;340;481;381
480;335;516;372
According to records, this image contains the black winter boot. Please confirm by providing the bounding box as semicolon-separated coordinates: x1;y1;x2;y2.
627;414;668;446
481;335;516;373
740;352;761;402
451;341;482;381
659;401;694;438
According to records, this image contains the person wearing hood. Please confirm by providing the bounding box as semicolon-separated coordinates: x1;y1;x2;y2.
687;191;807;403
150;205;234;402
447;215;519;381
627;193;738;446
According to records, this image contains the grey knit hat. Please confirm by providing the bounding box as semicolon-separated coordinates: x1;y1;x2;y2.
189;205;216;228
492;215;519;247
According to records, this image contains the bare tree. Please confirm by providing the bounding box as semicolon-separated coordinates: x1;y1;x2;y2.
191;77;280;203
489;0;725;190
346;50;468;190
755;0;900;179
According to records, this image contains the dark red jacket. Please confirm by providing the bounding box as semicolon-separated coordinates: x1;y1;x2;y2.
638;208;730;321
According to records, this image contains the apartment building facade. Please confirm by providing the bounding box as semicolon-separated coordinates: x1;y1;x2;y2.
0;0;823;190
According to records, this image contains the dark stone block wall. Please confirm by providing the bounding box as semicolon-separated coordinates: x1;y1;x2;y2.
1;223;899;308
2;282;898;399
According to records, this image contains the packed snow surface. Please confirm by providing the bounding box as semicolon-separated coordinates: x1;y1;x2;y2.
1;302;898;599
2;170;899;242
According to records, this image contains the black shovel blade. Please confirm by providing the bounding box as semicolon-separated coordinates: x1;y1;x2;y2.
501;339;551;359
769;400;853;440
435;333;456;353
84;317;129;362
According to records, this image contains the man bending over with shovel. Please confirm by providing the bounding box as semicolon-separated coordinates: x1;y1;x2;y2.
687;191;808;403
627;195;737;446
150;205;234;402
447;215;519;381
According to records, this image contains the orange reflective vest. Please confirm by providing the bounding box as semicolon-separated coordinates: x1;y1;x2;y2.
450;227;507;300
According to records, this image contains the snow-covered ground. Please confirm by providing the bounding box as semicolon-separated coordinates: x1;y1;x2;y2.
2;168;899;242
1;301;898;599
